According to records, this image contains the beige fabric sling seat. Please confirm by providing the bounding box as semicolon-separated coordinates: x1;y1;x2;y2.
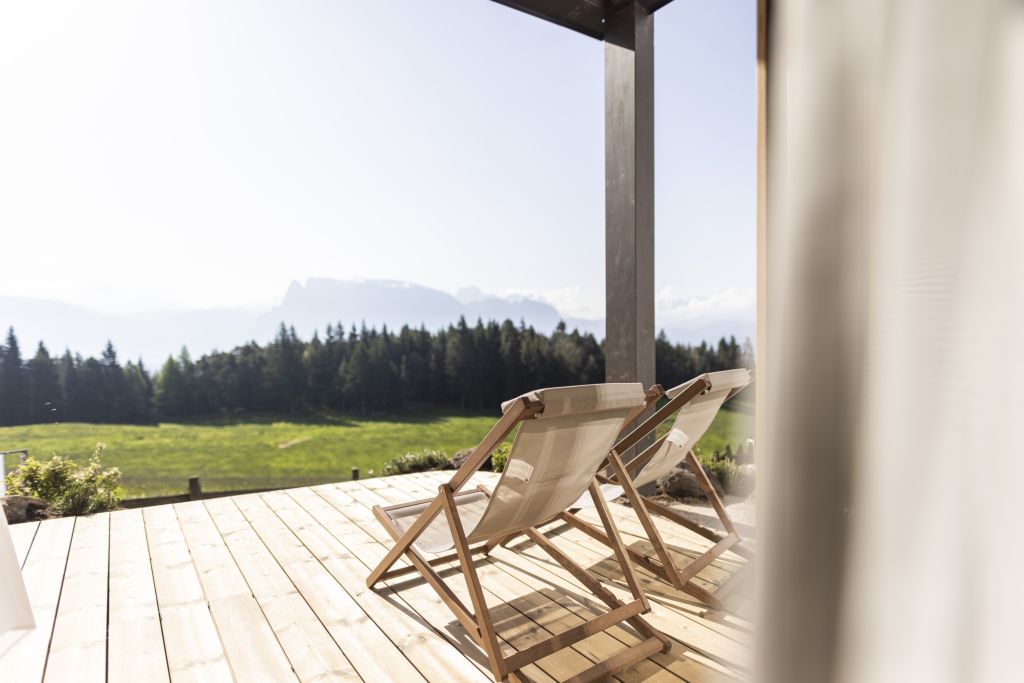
366;383;672;683
557;369;755;611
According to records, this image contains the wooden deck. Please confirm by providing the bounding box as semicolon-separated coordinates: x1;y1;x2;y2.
1;471;753;683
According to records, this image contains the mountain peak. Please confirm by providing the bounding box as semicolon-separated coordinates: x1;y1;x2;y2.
1;279;753;367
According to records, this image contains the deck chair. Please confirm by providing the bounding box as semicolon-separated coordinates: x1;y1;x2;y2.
558;369;755;611
366;383;672;683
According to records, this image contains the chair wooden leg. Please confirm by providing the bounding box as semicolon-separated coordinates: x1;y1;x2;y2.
684;450;737;535
585;454;754;610
562;637;664;683
605;450;688;591
675;532;740;586
483;532;519;554
523;528;671;653
375;543;492;581
554;511;725;609
366;494;446;588
501;601;644;673
440;484;506;681
638;495;755;559
557;512;672;583
586;479;649;611
713;559;755;600
373;504;483;642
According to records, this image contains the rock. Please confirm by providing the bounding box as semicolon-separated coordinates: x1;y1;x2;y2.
660;467;725;500
448;447;492;471
2;495;50;524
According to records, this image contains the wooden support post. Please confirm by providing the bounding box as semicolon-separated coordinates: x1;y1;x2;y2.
188;477;202;501
604;3;656;478
351;467;360;481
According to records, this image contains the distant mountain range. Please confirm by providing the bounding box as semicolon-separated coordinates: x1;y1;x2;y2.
0;278;753;365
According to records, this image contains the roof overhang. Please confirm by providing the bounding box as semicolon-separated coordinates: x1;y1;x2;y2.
489;0;676;40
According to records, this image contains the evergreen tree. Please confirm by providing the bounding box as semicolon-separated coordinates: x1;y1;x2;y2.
0;327;28;425
58;350;79;421
265;324;305;412
155;354;188;417
444;317;473;408
27;342;61;422
121;361;154;423
6;321;754;422
75;356;105;422
99;341;127;421
340;343;370;413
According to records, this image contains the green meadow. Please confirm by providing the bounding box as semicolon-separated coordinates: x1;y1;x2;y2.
0;407;752;499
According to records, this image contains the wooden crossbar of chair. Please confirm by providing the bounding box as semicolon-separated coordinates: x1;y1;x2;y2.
366;395;671;682
565;377;756;612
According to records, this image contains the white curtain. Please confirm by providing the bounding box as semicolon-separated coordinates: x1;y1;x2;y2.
0;514;34;636
762;0;1024;681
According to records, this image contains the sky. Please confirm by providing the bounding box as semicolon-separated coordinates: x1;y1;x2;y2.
0;0;755;329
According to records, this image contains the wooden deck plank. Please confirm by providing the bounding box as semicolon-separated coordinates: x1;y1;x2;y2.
174;500;299;682
261;489;488;683
107;509;171;683
143;504;233;683
9;520;39;569
232;493;427;683
307;483;557;683
371;476;682;683
44;514;110;683
0;516;75;683
203;497;362;683
2;473;750;683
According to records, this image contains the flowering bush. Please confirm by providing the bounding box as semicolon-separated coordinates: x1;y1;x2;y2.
5;443;122;516
381;448;450;475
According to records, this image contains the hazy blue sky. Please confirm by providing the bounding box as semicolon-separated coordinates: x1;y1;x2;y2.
0;0;754;329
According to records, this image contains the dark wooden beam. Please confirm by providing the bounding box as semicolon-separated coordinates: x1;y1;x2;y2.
636;0;675;14
604;3;655;398
487;1;674;41
488;0;606;39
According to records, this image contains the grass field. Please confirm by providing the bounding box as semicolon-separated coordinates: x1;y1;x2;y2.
0;406;753;499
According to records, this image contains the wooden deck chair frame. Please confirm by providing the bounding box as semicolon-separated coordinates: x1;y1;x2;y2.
366;395;671;683
557;377;755;611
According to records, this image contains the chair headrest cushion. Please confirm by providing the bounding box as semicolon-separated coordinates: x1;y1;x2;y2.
501;382;646;419
665;368;751;399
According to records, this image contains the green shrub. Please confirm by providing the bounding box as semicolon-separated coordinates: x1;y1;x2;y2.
490;444;510;472
695;447;737;492
381;448;450;476
5;443;122;516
